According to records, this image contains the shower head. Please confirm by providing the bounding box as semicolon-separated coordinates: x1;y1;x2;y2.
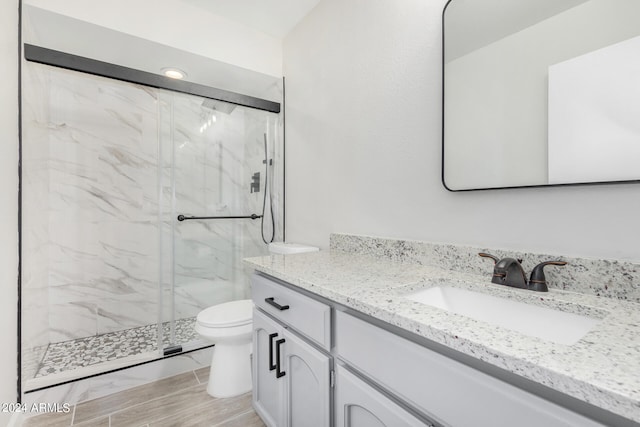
201;98;237;115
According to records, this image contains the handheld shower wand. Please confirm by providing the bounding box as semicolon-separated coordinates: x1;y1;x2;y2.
261;132;275;244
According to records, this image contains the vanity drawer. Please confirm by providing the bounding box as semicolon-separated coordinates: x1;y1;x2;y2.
335;311;603;427
252;274;331;350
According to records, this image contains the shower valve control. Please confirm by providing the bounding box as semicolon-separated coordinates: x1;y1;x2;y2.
250;172;261;193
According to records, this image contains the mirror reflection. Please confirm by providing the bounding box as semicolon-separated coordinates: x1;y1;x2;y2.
443;0;640;190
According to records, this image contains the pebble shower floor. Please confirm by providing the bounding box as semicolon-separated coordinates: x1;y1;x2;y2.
35;317;199;378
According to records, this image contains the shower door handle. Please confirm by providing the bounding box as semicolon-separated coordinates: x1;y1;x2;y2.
177;214;261;221
268;333;278;371
275;338;286;378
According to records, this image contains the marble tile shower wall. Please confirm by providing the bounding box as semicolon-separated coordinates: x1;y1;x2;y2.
23;63;162;350
22;63;283;368
330;233;640;302
158;94;283;322
159;93;246;323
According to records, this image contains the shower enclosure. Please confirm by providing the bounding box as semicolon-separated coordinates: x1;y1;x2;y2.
21;56;283;392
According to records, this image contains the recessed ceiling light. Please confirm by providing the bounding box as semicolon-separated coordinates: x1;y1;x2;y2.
162;67;187;80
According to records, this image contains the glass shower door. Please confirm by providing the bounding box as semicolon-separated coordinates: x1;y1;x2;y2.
159;90;280;352
21;55;282;392
21;62;166;390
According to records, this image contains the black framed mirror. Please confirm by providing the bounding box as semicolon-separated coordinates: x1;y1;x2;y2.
442;0;640;191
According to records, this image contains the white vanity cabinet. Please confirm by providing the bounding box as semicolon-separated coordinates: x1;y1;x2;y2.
252;275;332;427
251;273;609;427
335;311;605;427
335;364;430;427
252;309;285;427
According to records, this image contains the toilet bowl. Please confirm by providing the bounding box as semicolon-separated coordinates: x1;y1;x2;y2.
195;299;253;398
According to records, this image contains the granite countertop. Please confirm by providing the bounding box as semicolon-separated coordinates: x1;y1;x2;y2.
244;250;640;423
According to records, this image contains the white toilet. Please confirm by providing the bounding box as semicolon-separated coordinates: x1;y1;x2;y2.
195;299;253;398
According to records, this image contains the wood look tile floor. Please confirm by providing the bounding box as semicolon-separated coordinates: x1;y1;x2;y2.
22;368;266;427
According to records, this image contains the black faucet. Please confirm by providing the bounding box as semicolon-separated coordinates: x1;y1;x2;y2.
479;253;567;292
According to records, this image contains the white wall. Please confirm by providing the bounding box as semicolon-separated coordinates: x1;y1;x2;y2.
1;0;19;420
24;0;282;77
283;0;640;262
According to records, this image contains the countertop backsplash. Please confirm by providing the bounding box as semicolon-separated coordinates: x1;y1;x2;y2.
329;233;640;303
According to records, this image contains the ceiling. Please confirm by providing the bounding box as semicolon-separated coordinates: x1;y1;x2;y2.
180;0;322;38
24;5;284;100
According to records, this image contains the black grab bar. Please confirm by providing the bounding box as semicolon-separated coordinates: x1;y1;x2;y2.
177;214;262;222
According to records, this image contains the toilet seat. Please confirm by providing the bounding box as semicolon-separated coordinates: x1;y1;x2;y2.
197;299;253;328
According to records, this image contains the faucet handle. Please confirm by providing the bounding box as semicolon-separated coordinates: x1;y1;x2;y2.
478;252;499;264
528;261;567;292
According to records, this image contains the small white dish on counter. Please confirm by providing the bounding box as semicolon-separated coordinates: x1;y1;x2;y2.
268;242;320;254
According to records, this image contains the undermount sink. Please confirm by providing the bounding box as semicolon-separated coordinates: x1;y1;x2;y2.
405;286;601;345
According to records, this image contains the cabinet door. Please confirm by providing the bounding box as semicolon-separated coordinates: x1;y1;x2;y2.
283;329;331;427
335;365;430;427
253;309;284;427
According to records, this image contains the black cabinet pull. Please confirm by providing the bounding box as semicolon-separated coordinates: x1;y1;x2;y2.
265;297;290;311
275;338;286;378
268;333;278;371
